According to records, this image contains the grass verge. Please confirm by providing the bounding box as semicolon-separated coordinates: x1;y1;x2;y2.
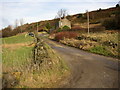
2;33;69;88
50;31;119;59
16;43;69;88
89;45;113;57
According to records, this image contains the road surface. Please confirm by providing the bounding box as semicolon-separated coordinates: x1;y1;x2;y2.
45;39;119;88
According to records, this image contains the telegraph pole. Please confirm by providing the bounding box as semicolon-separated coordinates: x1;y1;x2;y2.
86;10;90;34
37;22;38;32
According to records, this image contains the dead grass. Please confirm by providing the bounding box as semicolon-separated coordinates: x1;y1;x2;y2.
13;43;69;88
57;32;118;58
2;33;69;88
2;43;35;50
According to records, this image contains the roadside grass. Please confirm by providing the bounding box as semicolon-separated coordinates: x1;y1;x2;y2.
2;33;34;88
82;32;119;58
2;46;33;68
89;45;113;57
16;43;69;88
2;33;34;70
81;32;118;44
51;31;119;58
2;33;34;44
2;33;69;88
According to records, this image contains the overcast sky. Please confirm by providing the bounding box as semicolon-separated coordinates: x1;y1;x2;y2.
0;0;119;30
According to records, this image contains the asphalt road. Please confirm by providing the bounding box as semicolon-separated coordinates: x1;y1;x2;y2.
45;39;119;88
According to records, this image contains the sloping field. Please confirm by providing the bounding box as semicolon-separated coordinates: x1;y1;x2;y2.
2;33;69;88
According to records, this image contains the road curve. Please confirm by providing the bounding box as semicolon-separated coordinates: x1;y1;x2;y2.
45;39;119;88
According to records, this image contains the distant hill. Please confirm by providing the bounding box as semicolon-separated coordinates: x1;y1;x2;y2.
1;6;120;37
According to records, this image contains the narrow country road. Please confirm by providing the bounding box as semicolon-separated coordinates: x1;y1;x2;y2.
45;39;119;88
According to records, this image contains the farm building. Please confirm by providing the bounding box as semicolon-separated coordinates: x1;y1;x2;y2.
55;17;71;29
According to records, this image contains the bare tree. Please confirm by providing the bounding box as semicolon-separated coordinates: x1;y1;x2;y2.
20;18;24;33
56;9;68;20
20;18;24;26
15;19;18;28
8;25;13;30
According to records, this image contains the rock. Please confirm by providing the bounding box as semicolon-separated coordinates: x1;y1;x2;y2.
2;73;19;88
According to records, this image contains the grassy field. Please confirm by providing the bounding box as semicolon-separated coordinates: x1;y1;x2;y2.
2;33;34;72
2;33;34;44
2;33;69;88
3;46;33;67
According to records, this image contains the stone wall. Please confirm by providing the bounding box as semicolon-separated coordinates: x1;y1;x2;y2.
33;32;53;71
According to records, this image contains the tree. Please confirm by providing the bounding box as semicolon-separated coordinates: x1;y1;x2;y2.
14;19;19;28
20;18;24;33
2;25;12;37
116;4;120;7
20;18;24;26
116;1;120;7
8;25;12;30
45;23;52;33
99;8;102;11
56;9;68;20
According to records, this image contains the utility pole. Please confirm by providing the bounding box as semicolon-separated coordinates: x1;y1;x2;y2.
86;10;90;34
34;22;39;43
37;22;38;32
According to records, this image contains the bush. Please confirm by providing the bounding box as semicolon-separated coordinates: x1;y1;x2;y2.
116;4;120;8
55;26;70;33
77;14;83;18
54;31;78;41
45;23;52;30
2;26;13;37
102;18;116;30
62;25;70;30
102;17;120;30
102;10;120;30
57;28;62;32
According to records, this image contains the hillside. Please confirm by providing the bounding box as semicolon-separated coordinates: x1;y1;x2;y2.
2;33;69;88
1;6;120;37
1;6;119;88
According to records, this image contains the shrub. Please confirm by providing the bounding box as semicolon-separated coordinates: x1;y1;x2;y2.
45;23;52;30
57;28;62;32
102;18;116;30
62;25;70;30
2;26;13;37
77;14;83;18
102;17;120;30
116;4;120;8
102;10;120;30
97;8;102;12
54;31;78;41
